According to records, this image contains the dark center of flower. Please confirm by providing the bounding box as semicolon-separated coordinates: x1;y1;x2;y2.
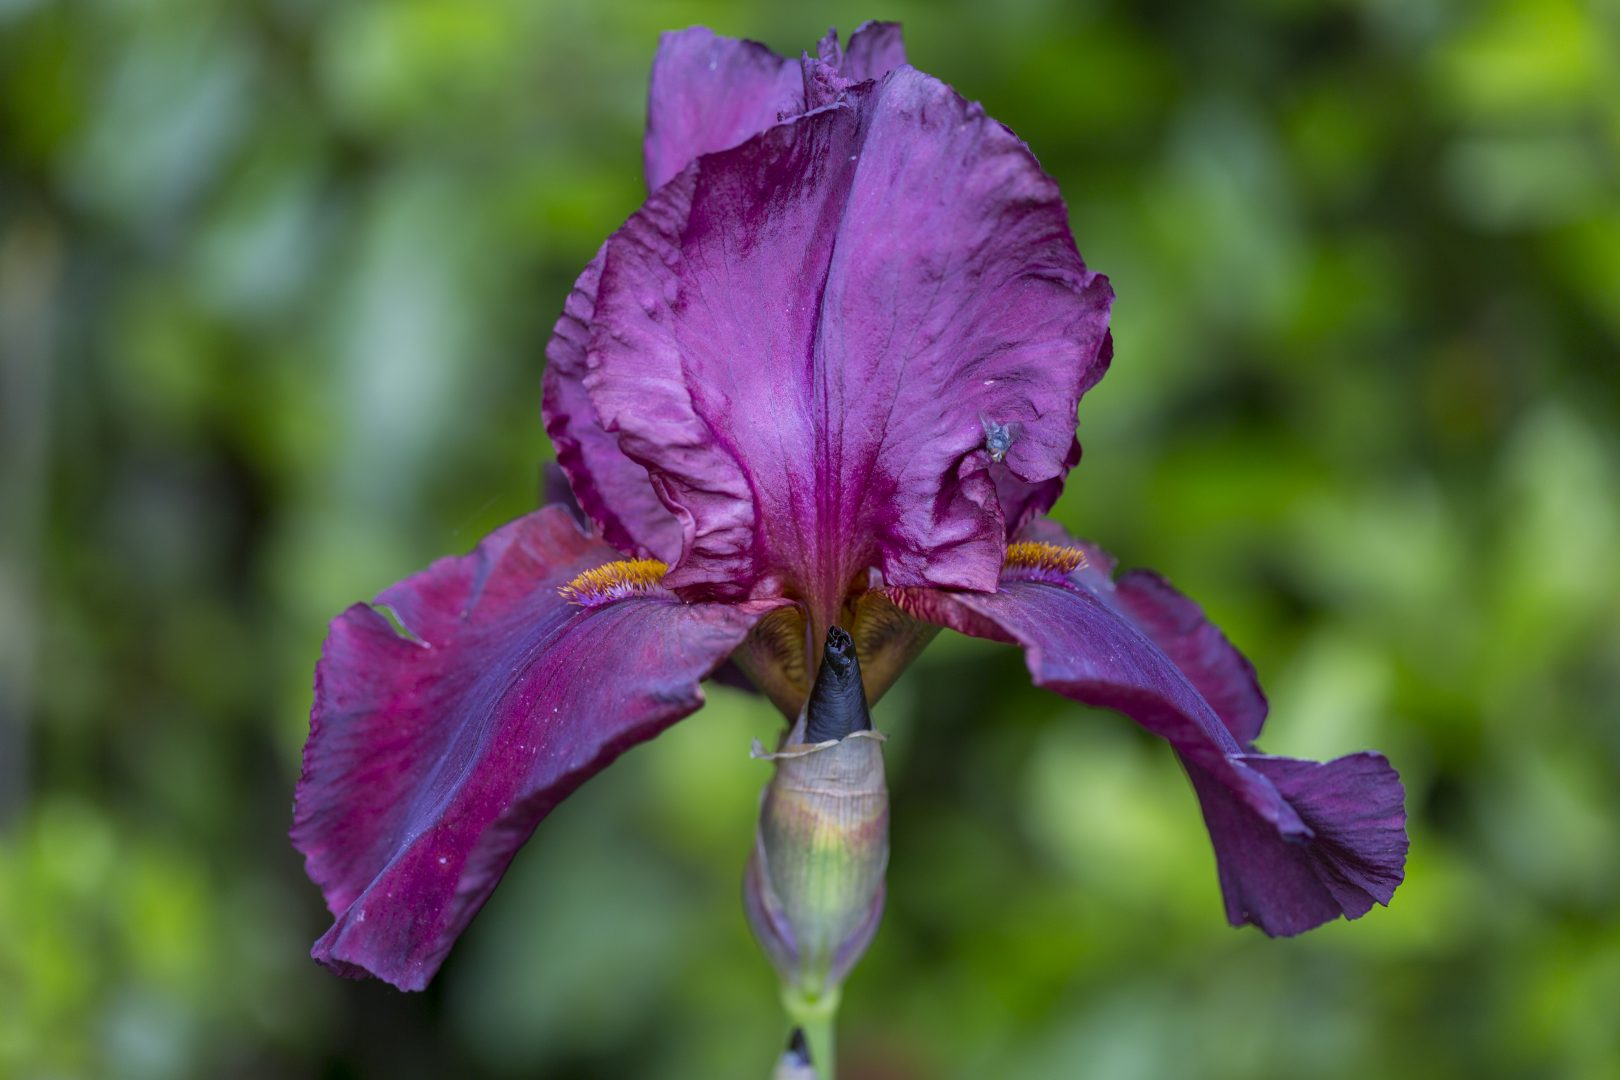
803;626;873;742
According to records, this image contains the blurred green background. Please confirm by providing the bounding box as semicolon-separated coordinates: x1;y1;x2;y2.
3;0;1618;1076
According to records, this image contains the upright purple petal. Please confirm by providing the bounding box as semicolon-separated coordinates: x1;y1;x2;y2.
547;26;915;564
291;508;780;989
644;28;802;191
542;251;682;562
800;22;909;111
840;21;907;82
588;68;1113;622
993;436;1085;538
891;534;1406;936
643;24;909;192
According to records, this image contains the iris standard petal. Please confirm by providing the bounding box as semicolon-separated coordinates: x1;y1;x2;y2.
800;22;908;110
838;21;907;83
890;536;1406;936
542;250;683;562
291;507;780;989
644;28;802;192
588;67;1114;620
545;27;911;563
643;24;908;192
992;435;1086;538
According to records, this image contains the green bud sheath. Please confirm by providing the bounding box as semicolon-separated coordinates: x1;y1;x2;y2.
745;628;890;998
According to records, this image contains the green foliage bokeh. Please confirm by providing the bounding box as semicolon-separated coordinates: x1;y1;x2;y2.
2;0;1618;1077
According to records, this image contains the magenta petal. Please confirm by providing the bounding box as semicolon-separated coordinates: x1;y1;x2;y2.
893;545;1406;935
800;23;908;111
1112;568;1268;745
549;24;916;563
840;21;907;82
1188;752;1407;935
1013;519;1265;741
291;508;778;989
643;25;908;192
994;436;1084;538
589;69;1113;614
643;28;803;192
542;251;682;562
896;580;1259;774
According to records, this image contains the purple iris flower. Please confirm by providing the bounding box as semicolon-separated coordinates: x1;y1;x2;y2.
292;23;1407;993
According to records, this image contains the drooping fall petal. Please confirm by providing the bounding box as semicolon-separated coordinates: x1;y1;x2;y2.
1185;751;1409;934
1111;567;1268;746
891;531;1406;936
291;507;781;989
588;67;1113;618
1011;518;1266;745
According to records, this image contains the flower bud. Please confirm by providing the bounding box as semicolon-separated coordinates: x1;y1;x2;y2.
745;627;889;997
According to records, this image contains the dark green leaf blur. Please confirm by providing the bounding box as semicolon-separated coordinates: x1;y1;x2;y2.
2;0;1617;1076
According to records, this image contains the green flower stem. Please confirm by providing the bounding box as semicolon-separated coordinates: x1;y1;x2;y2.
782;984;841;1079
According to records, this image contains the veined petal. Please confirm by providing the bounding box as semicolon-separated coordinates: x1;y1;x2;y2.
1187;751;1408;935
545;26;911;563
542;250;683;562
644;23;908;192
891;529;1406;936
589;67;1113;619
644;28;801;192
1112;567;1267;746
1009;520;1264;742
291;507;780;989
